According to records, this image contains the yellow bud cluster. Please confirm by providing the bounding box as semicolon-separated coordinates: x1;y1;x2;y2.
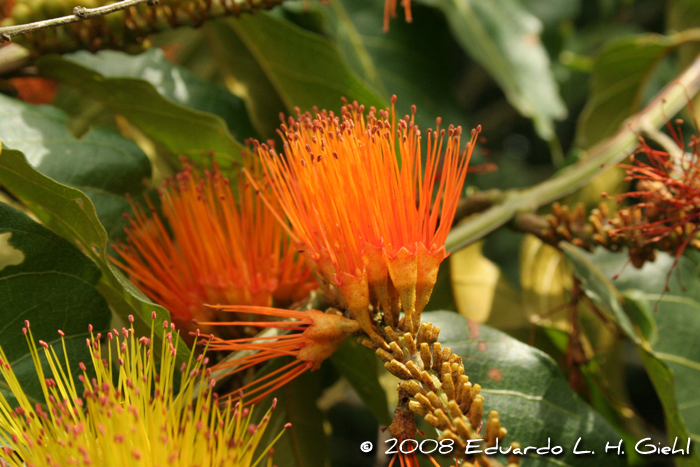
361;322;508;462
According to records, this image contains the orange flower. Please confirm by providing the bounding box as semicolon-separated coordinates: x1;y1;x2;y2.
199;306;360;405
112;160;316;339
250;97;478;341
9;77;58;105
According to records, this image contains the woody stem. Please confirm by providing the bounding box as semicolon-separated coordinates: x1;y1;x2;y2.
0;0;158;42
445;52;700;253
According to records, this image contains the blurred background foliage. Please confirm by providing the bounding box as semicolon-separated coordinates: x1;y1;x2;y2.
2;0;700;466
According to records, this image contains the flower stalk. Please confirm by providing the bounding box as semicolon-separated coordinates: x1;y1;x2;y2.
360;323;508;463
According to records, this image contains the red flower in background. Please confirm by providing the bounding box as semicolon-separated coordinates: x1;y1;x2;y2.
607;120;700;287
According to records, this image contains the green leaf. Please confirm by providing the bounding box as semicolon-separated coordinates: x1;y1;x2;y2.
254;360;329;467
0;93;151;240
424;310;626;467
575;34;674;148
563;246;700;466
0;147;190;364
521;0;580;27
414;0;566;142
37;55;245;165
331;338;391;426
667;0;700;68
204;13;386;139
60;49;260;142
0;202;110;405
315;0;470;133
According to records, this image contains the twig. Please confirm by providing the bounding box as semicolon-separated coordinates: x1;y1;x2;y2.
510;212;550;239
452;189;504;225
0;0;159;42
445;52;700;253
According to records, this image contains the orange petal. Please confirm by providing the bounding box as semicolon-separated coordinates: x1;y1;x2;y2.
363;243;395;326
386;246;418;334
337;271;385;344
414;244;447;329
298;310;361;367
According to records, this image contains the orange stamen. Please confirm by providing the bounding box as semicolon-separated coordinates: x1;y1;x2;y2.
250;98;479;337
111;160;316;340
204;306;360;401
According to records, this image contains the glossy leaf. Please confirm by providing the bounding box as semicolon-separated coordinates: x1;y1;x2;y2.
0;202;110;405
317;0;471;132
667;0;700;72
37;55;245;165
563;245;700;466
415;0;566;141
521;0;580;26
205;13;386;139
575;34;673;148
424;310;626;467
253;361;329;467
59;49;260;142
0;93;150;240
331;338;391;426
0;148;190;364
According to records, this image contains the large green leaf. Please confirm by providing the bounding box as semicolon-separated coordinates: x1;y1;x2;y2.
520;0;580;27
204;13;386;139
414;0;566;142
37;55;245;165
331;338;391;426
306;0;470;133
253;361;329;467
0;93;150;240
575;34;673;148
59;49;260;142
0;148;190;364
563;245;700;466
424;310;626;467
667;1;700;72
0;202;110;405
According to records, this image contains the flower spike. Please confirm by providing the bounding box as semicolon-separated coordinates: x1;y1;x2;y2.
112;157;316;340
250;98;478;340
0;317;288;467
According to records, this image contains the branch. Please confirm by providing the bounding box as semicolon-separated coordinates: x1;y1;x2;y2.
445;51;700;253
452;189;504;225
0;0;288;61
0;0;158;42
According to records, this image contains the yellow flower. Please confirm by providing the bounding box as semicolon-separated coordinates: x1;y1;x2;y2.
0;314;288;467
